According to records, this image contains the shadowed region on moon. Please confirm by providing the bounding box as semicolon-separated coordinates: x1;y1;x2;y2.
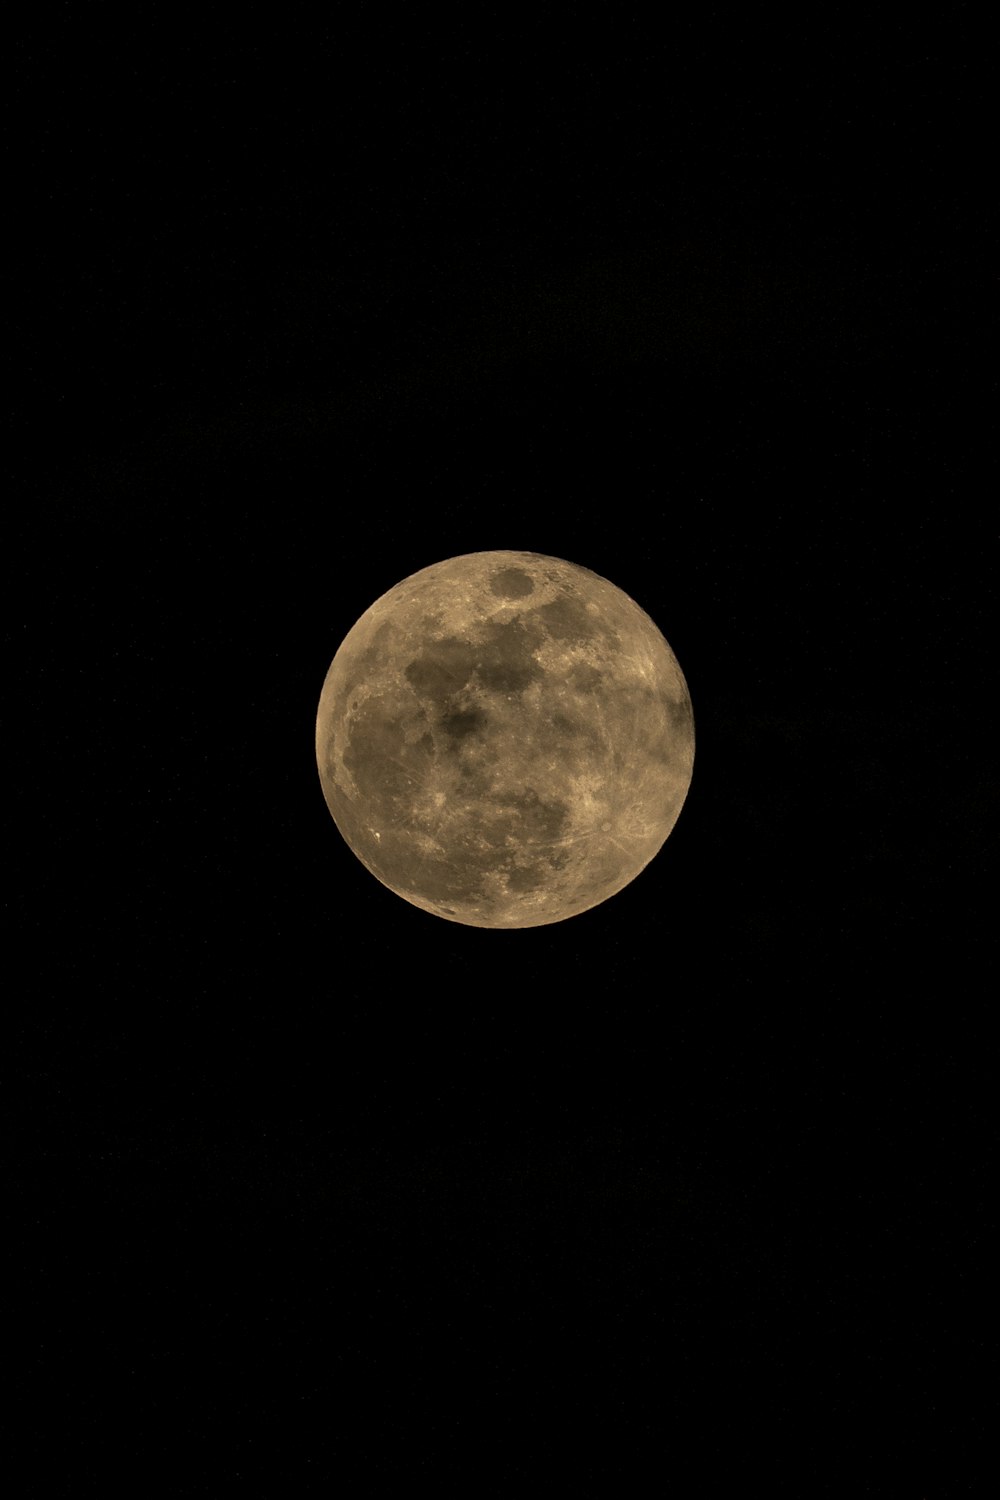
316;550;694;928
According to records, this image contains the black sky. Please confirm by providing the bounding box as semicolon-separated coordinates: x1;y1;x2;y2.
12;10;991;1492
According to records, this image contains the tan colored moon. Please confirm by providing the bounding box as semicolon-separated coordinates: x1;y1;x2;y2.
315;551;694;928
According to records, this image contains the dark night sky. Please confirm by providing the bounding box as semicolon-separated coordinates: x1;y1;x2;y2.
12;10;991;1492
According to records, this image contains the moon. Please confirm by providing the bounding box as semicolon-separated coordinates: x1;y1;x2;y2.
315;551;694;928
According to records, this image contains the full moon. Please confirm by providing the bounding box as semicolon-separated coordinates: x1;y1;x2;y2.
315;551;694;928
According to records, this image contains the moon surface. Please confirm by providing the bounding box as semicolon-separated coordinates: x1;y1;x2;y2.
315;551;694;928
